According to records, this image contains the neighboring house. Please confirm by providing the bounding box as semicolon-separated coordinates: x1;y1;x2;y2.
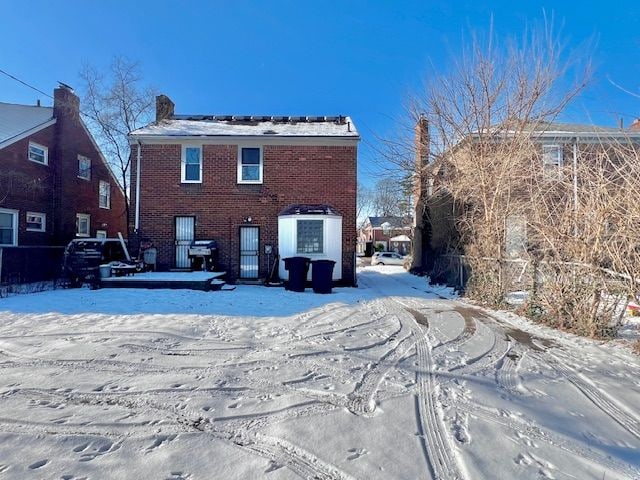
422;120;640;270
128;95;359;284
359;216;412;255
0;86;127;281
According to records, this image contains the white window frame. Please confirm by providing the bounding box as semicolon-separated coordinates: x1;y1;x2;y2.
237;146;263;184
99;180;111;209
26;211;46;232
28;141;48;165
78;155;91;180
0;208;18;246
96;229;107;239
181;145;203;183
543;144;563;177
76;213;90;237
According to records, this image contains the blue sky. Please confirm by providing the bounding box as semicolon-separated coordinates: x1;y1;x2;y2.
2;1;639;186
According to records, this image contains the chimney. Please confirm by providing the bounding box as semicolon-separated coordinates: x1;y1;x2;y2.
629;118;640;131
53;84;80;120
415;114;429;168
156;94;175;122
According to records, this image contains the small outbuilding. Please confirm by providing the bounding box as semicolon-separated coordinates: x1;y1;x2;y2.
278;204;342;281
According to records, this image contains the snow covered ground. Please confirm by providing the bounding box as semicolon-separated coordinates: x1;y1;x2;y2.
0;266;638;479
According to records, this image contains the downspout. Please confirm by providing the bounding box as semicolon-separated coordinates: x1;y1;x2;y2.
134;140;141;232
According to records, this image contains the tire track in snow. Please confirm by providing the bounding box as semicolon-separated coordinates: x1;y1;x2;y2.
391;299;466;480
447;321;510;377
10;387;357;480
541;353;640;441
496;347;528;396
459;399;640;479
346;331;416;415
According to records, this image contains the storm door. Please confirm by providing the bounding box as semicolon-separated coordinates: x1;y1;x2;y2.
175;216;195;268
239;226;259;279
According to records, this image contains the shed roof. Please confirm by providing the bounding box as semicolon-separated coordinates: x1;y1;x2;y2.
279;204;342;216
0;102;55;148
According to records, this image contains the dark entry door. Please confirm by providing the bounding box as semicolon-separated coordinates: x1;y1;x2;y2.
239;226;259;279
175;216;195;268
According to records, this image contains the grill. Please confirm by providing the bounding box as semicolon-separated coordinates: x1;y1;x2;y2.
188;240;218;271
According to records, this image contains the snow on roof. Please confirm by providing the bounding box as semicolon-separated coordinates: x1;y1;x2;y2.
130;115;359;138
368;216;412;228
390;234;411;242
0;102;54;146
278;204;342;216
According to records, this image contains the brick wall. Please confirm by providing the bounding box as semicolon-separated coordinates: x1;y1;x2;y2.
53;88;127;245
131;142;357;284
0;88;127;251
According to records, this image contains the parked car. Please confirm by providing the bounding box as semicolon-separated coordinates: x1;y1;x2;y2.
62;238;131;287
371;251;407;266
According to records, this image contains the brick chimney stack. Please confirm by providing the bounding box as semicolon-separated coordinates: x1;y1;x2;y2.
53;85;80;120
156;94;175;122
411;115;430;271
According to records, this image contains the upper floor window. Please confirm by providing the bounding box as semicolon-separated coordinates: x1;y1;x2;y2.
297;219;323;254
28;142;48;165
0;208;18;246
78;155;91;180
238;146;263;184
26;212;46;232
542;145;563;177
76;213;90;237
99;181;111;209
182;146;202;183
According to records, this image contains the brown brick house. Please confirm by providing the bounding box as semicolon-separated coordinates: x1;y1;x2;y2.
129;95;359;284
0;87;127;280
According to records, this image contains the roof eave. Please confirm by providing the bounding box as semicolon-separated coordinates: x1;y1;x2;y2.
128;133;360;145
0;118;56;150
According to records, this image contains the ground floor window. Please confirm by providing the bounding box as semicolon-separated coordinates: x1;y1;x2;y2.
26;212;46;232
297;219;323;254
0;208;18;245
76;213;90;237
96;230;107;239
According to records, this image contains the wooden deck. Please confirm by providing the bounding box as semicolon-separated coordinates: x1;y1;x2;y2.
100;271;227;291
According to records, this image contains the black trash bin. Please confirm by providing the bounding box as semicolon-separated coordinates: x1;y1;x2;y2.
283;257;311;292
311;259;336;294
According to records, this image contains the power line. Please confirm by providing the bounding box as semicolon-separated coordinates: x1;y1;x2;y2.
0;68;53;99
0;66;132;138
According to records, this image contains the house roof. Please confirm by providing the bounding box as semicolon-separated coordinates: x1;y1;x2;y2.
130;115;359;139
474;121;640;141
367;216;412;229
0;102;55;148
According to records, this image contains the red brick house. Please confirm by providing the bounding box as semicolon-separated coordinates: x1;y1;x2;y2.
128;95;359;284
358;216;413;255
0;86;127;281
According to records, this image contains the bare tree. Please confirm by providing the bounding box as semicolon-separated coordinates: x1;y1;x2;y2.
399;21;640;339
357;184;375;229
371;177;411;217
79;57;156;227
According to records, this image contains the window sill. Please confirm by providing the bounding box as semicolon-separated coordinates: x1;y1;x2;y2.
77;176;91;181
237;181;263;185
28;159;48;166
99;206;111;210
26;229;46;233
